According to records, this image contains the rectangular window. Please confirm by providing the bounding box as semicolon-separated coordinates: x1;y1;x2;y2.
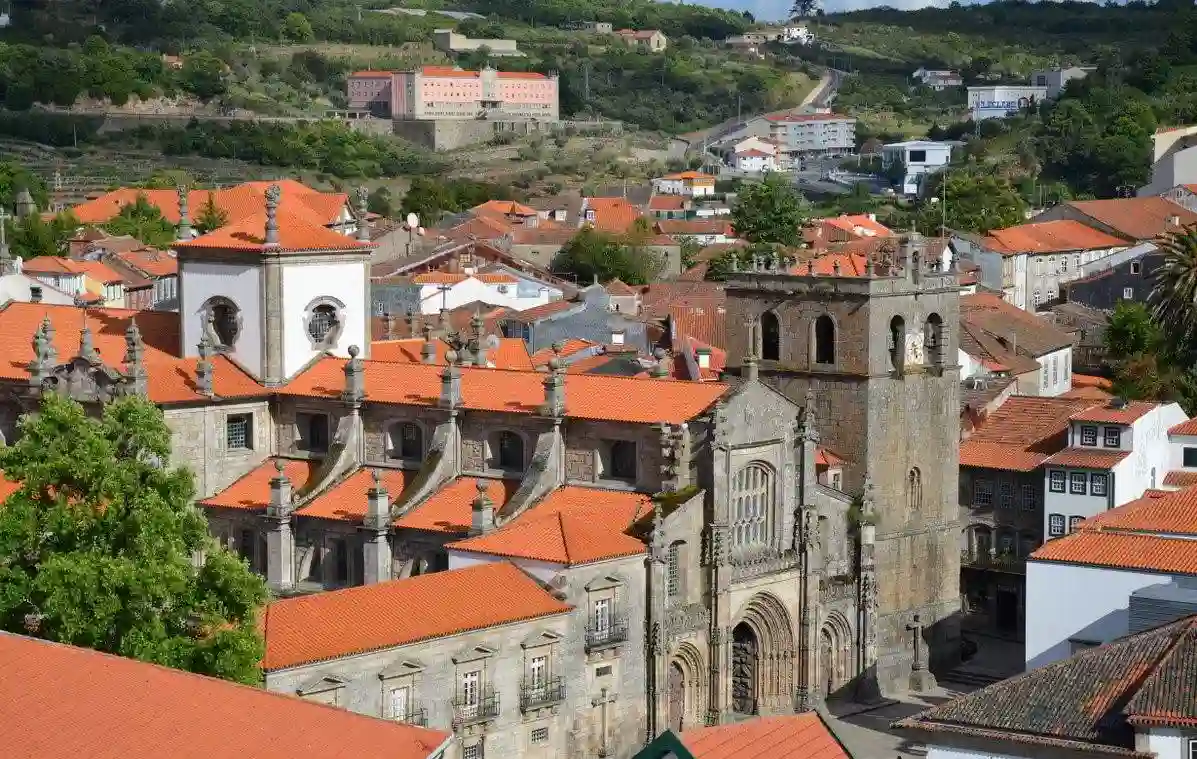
1184;448;1197;468
1021;483;1038;509
1123;287;1134;300
593;598;611;633
595;665;613;677
389;685;410;720
1069;515;1084;532
463;744;482;759
461;670;481;714
974;479;993;506
1080;426;1098;446
238;529;255;565
1103;426;1121;448
1049;470;1066;493
1052;356;1059;385
1090;473;1108;497
331;538;349;585
295;412;330;452
1131;261;1142;275
1048;513;1066;537
667;542;681;597
605;440;637;481
531;727;549;745
998;481;1014;509
529;655;547;688
226;414;252;450
1069;472;1087;495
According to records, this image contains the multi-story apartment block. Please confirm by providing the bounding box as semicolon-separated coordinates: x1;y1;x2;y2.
348;66;559;122
765;112;856;164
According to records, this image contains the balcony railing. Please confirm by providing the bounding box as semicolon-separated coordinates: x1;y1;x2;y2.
395;705;428;727
585;616;629;651
520;676;566;711
451;687;500;726
961;549;1026;574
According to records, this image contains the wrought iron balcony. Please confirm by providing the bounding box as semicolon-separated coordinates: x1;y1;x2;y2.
960;549;1026;574
451;687;500;726
520;676;566;711
396;705;428;727
585;616;629;651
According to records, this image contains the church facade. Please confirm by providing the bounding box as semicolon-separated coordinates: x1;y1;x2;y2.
0;186;960;757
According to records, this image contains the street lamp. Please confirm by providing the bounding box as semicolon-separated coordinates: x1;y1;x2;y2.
403;212;425;257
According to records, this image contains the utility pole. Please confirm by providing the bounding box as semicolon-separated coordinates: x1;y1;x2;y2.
737;93;742;123
583;61;590;102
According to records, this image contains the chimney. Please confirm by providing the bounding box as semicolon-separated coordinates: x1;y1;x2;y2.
697;347;711;369
381;311;395;341
263;184;280;247
470;479;495;535
651;348;670;377
176;186;192;241
421;324;438;364
406;309;420;339
1169;214;1181;229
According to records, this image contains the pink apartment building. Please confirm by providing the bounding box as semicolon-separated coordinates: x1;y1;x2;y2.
347;66;559;122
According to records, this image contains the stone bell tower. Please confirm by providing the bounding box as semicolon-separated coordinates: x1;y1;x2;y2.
721;239;962;694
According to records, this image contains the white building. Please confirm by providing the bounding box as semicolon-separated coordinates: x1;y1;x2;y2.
731;147;776;173
880;140;953;195
766;112;856;164
1041;399;1187;543
651;171;716;197
911;68;963;90
967;85;1048;120
780;25;813;44
409;271;555;315
1030;66;1095;100
959;292;1075;397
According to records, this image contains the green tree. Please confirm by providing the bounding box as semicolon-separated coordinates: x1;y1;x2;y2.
1149;226;1197;356
731;173;808;247
678;235;702;271
1104;300;1162;361
180;51;229;101
194;192;229;234
104;195;177;248
0;164;49;211
790;0;818;19
0;394;267;684
916;171;1027;235
367;186;394;218
551;226;661;285
7;212;78;260
283;12;315;42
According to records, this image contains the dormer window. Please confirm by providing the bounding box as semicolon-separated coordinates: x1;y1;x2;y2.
1080;425;1098;446
1103;426;1121;448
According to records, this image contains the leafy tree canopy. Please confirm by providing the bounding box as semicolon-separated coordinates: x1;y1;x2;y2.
399;177;512;225
916;170;1027;235
0;394;267;684
283;12;314;42
0;162;49;211
551;224;663;285
194;191;229;234
7;212;79;260
104;194;176;248
731;173;809;247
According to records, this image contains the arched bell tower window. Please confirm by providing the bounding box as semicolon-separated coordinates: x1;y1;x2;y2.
908;467;923;511
202;296;242;349
890;315;906;374
761;311;780;361
925;313;945;366
303;297;346;350
813;315;835;365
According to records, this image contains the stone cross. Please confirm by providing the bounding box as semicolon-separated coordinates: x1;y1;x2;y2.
907;614;926;672
593;687;617;757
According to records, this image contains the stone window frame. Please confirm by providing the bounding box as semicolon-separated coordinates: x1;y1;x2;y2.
201;295;243;351
521;630;563;690
296;674;350;706
302;295;347;351
597;438;638;484
378;660;425;722
729;460;776;553
452;644;498;706
667;540;686;600
293;408;333;455
324;532;363;588
386;418;427;465
225;411;254;451
486;428;529;473
584;574;625;638
809;312;837;368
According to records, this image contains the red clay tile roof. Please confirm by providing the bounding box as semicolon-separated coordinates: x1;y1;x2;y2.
370;337;533;370
822;214;893;238
281;357;728;424
1072;374;1113;390
893;616;1197;751
1124;621;1197;729
1070;400;1157;424
1064;197;1197;241
262;562;571;670
174;209;370;255
0;302;267;405
450;507;646;565
606;278;637;296
200;458;320;512
660;171;715;181
791;251;871;277
395;477;521;534
529;339;600;366
670;303;727;350
1164;470;1197;488
296;467;411;522
0;470;20;503
1043;447;1131;469
583;197;643;233
21;256;84;275
816;448;846;468
649;195;686;211
69;182;349;227
0;632;450;759
1061;385;1114;401
959;396;1099;472
1171;418;1197;436
1030;531;1197;574
654;219;734;237
1078;486;1197;535
420;66;548;80
961;292;1075;357
113;248;178;278
74;260;127;285
472;199;537;217
983;220;1126;255
682;712;851;759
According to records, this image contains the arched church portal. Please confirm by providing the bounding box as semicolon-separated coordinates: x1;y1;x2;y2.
819;612;854;697
731;593;796;716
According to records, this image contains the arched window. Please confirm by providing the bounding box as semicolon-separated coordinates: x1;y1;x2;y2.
761;311;780;361
203;297;241;348
972;525;992;557
890;315;906;373
667;540;685;598
493;430;525;471
389;422;424;461
730;462;775;550
924;313;945;366
303;297;346;349
308;305;338;345
908;467;923;511
813;315;835;365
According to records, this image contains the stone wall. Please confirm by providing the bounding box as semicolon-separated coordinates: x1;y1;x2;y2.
166;401;271;498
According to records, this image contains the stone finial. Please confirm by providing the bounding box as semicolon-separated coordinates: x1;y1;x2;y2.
730;254;739;273
651;347;670;378
421;324;437;365
14;187;35;218
471;479;495;535
122;319;148;397
78;316;100;364
268;459;293;519
742;316;759;383
406;309;420;339
381;311;394;341
27;316;57;385
470;310;488;367
649;503;666;561
264;183;281;247
439;352;462;408
356;187;371;243
176;186;192;241
771;250;781;271
832;259;841;276
801;388;820;443
540;356;566;417
365;469;390;531
196;335;215;397
341;345;365;404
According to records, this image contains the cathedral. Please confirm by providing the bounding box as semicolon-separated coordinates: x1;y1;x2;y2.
0;186;960;757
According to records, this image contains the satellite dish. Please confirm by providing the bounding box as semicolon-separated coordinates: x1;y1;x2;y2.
406;212;419;228
484;334;501;351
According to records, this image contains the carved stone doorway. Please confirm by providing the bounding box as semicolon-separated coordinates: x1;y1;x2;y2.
731;622;758;715
668;662;685;732
820;626;836;697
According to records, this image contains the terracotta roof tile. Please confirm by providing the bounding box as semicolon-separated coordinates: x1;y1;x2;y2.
530;339;600;366
1077;485;1197;535
822;214;893;238
894;617;1197;751
959;396;1099;472
1071;400;1157;424
0;632;450;759
174;209;370;255
262;562;571;670
583;197;643;233
1030;531;1197;574
816;448;846;468
395;477;521;534
0;303;266;405
791;251;871;277
113;248;178;278
74;260;127;285
200;458;320;512
682;712;851;759
1061;386;1114;401
605;278;637;296
296;467;411;521
670;304;727;350
983;220;1126;255
449;507;646;565
649;195;686;211
660;171;715;181
1072;374;1113;390
655;219;734;237
1124;622;1197;728
1064;197;1197;241
1164;470;1197;488
21;256;84;275
371;337;533;370
1171;418;1197;436
68;182;347;227
472;200;537;217
1043;447;1130;469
